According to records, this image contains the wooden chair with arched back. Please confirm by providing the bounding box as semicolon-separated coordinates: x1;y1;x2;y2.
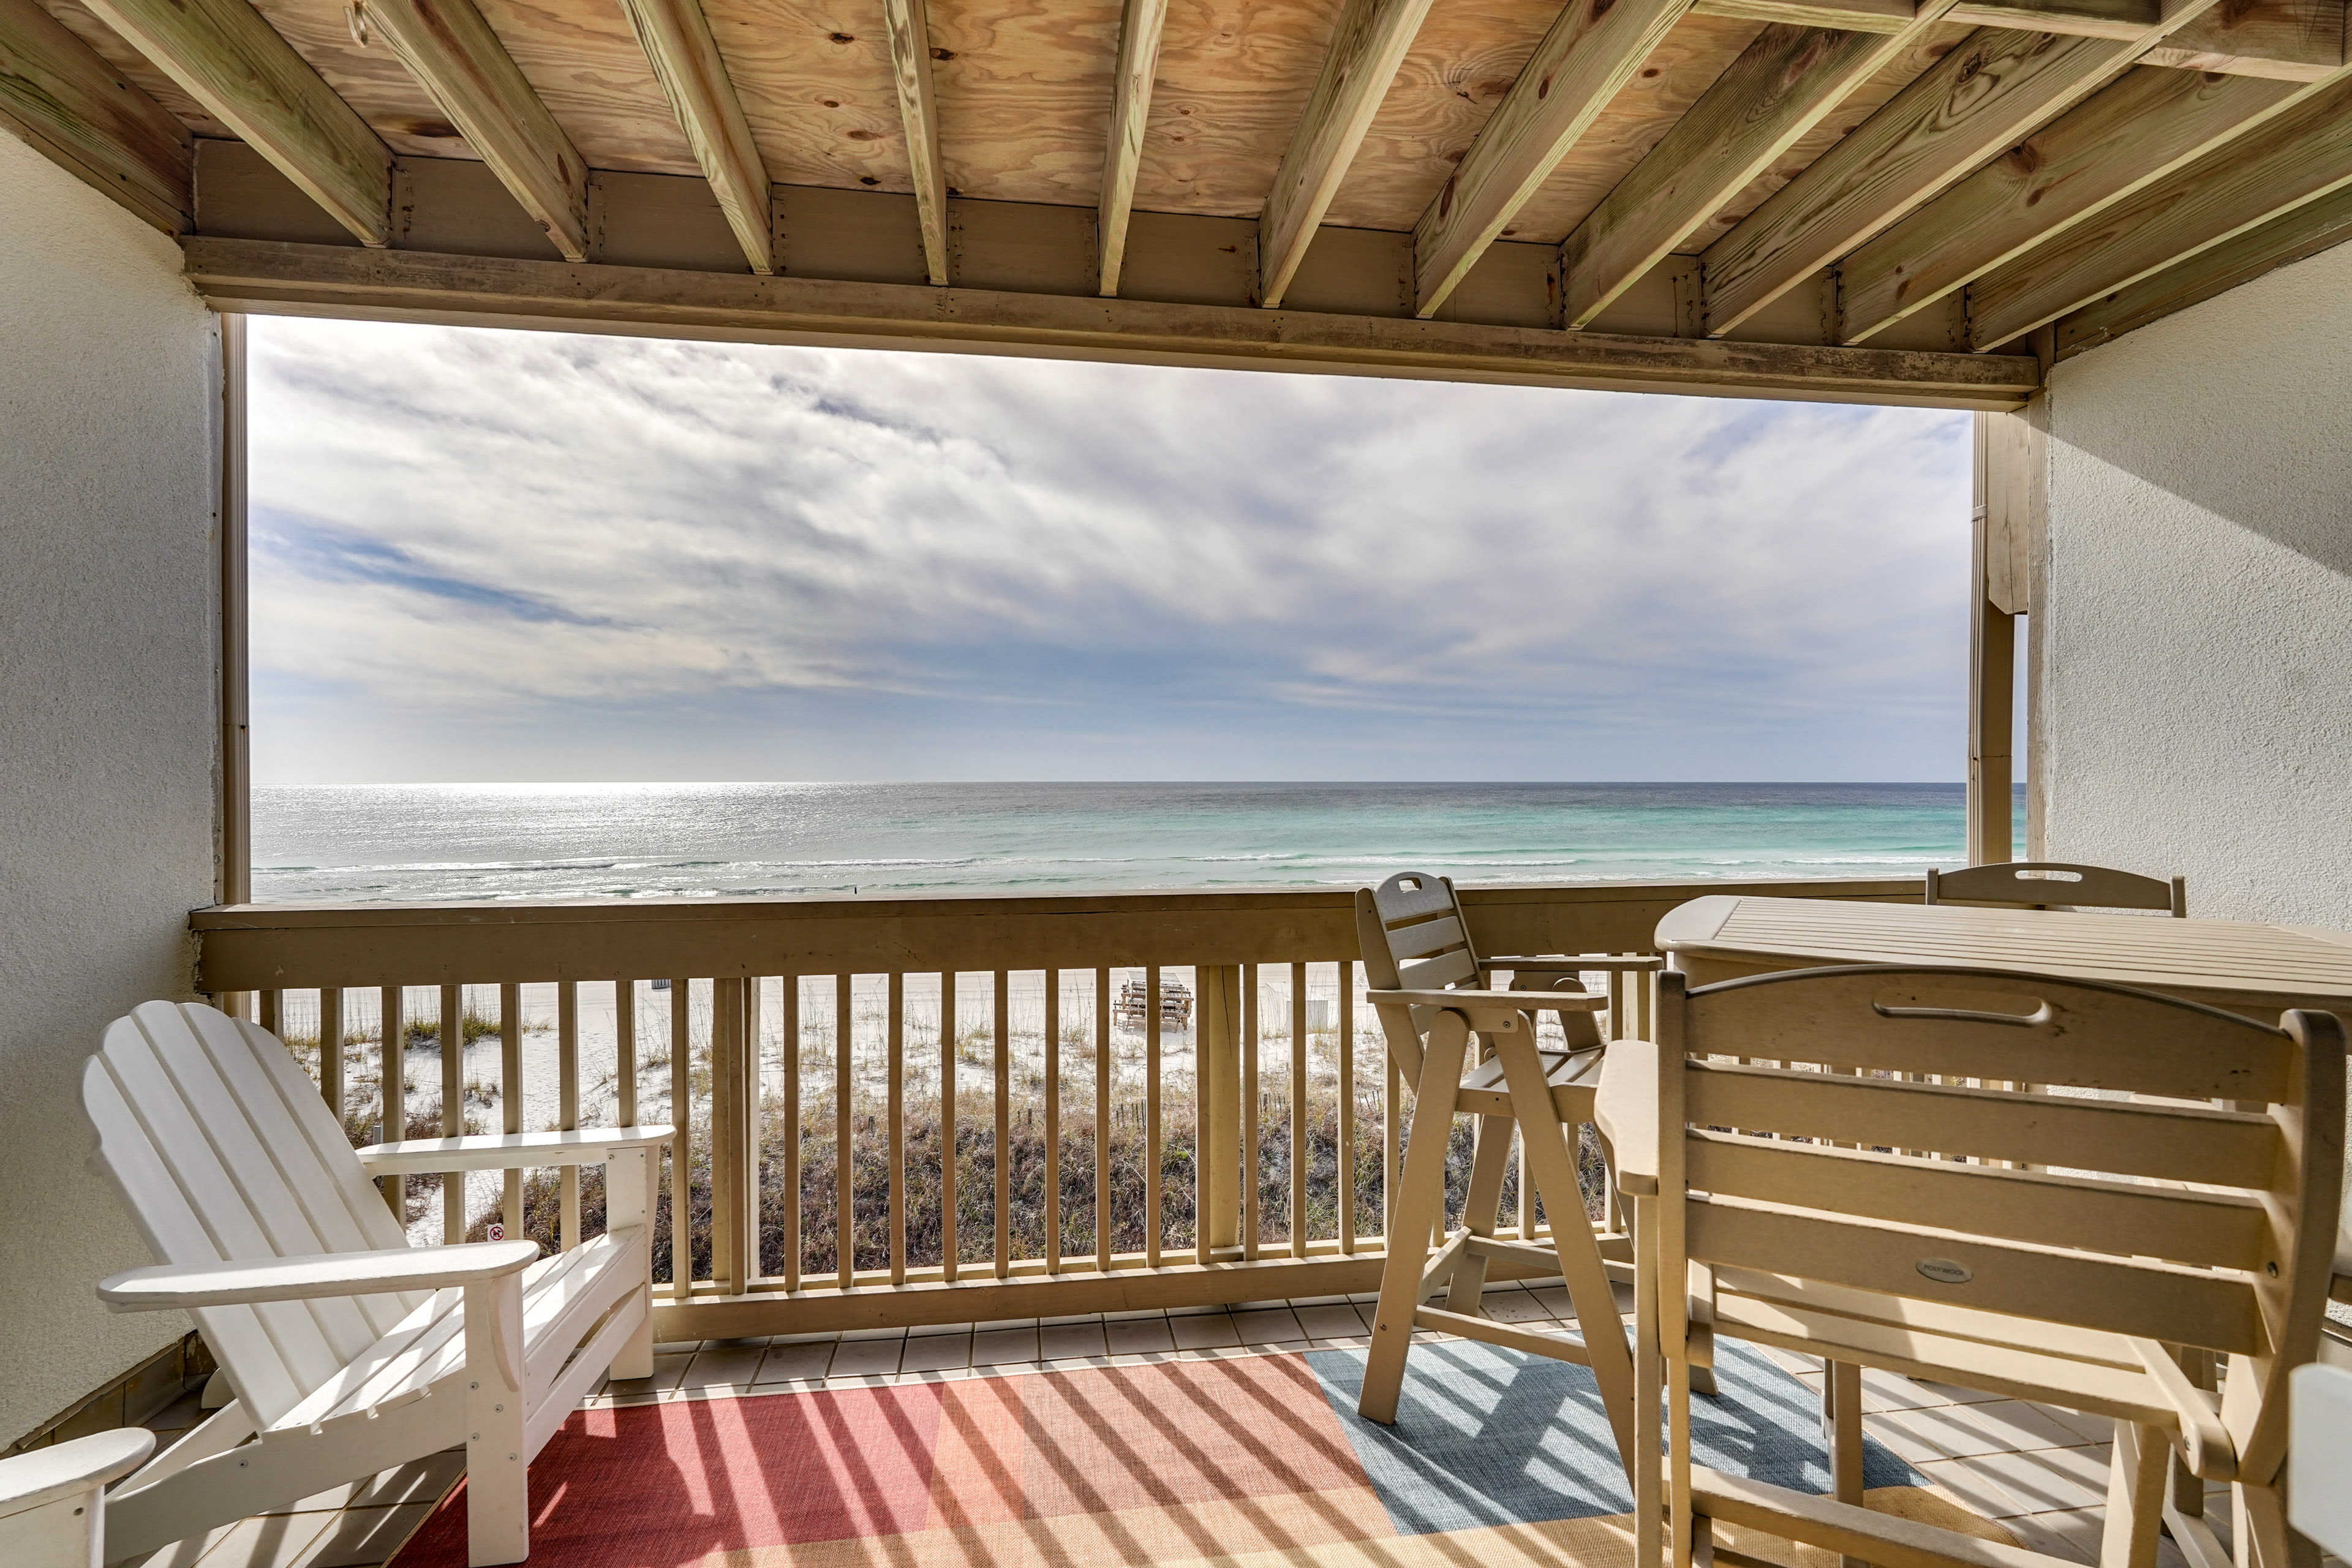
1927;861;2187;916
1354;870;1654;1480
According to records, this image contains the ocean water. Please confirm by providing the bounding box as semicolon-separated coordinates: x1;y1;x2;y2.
249;781;1973;905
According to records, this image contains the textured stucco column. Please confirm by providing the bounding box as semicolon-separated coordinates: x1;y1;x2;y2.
0;132;221;1442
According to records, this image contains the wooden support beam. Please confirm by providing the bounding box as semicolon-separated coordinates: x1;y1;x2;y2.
74;0;391;243
358;0;589;260
1698;1;2225;338
1966;71;2352;347
1967;410;2028;867
616;0;774;273
1410;0;1695;318
1692;0;1918;30
2052;165;2352;355
881;0;948;285
1838;65;2304;344
181;236;2041;408
2139;0;2343;80
1259;0;1438;307
1558;9;1953;330
0;0;190;232
1098;0;1170;296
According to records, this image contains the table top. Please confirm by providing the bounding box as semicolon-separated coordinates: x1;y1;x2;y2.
1655;894;2352;1012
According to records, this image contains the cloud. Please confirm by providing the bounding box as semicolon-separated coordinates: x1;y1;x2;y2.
246;317;1972;782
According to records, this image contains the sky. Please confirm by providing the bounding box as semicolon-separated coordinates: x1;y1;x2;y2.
246;317;1974;784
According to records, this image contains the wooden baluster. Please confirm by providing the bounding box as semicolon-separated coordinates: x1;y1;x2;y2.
558;981;580;1249
782;976;800;1292
1094;967;1110;1274
617;979;637;1127
1045;968;1061;1275
941;970;957;1283
839;972;855;1292
379;985;402;1215
319;987;344;1128
1338;962;1355;1254
1289;961;1307;1259
1383;998;1400;1245
1243;964;1259;1262
441;982;464;1243
670;976;692;1299
259;989;281;1035
889;972;905;1286
745;978;764;1275
995;970;1011;1279
503;981;525;1246
713;977;744;1295
1145;964;1162;1268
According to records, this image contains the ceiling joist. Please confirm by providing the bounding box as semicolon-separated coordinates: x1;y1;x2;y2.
1098;0;1170;296
1411;0;1695;318
358;0;589;261
616;0;774;273
881;0;948;286
0;0;190;232
1557;4;1956;330
75;0;391;243
1967;70;2352;347
1258;0;1438;308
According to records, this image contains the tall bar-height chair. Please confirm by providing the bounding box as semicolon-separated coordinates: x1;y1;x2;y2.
1927;861;2187;915
1599;964;2342;1568
1354;871;1644;1480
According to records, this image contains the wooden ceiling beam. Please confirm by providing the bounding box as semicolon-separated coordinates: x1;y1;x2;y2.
0;0;190;232
1410;0;1695;318
1098;0;1170;296
1966;71;2352;347
358;0;589;260
616;0;774;273
1838;64;2307;343
1697;0;2229;337
1691;0;1917;30
1259;0;1438;308
2138;0;2343;80
1558;6;1954;330
75;0;391;243
882;0;948;285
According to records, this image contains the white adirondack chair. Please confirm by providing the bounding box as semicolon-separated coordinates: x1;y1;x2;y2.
0;1429;156;1567
81;1001;673;1566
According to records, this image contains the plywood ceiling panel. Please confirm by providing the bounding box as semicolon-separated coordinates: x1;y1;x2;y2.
701;0;908;194
251;0;483;159
472;0;699;173
1131;0;1347;217
927;0;1121;205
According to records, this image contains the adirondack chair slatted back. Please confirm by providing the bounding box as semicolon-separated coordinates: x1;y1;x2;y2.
84;1001;425;1428
1926;860;2185;915
1357;873;1482;1082
1657;965;2343;1481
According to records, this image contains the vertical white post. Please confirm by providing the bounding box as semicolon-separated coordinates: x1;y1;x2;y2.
462;1272;529;1564
606;1145;656;1379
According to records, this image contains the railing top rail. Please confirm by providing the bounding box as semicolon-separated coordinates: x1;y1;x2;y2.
192;878;1921;992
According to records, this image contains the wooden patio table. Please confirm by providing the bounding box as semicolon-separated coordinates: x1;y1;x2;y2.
1654;893;2352;1024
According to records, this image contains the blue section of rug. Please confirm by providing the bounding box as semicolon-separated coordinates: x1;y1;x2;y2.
1304;1339;1919;1537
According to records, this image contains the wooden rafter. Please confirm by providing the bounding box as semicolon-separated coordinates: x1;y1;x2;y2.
1691;0;1915;28
0;0;190;232
1259;0;1438;308
1697;1;2227;338
2139;0;2343;80
74;0;391;243
183;236;2041;407
1967;70;2352;347
1411;0;1695;318
616;0;774;273
1098;0;1170;296
1838;64;2307;343
882;0;948;286
359;0;589;261
1557;6;1955;331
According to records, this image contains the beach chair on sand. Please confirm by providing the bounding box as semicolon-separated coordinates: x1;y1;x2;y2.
81;1001;673;1567
1353;871;1647;1478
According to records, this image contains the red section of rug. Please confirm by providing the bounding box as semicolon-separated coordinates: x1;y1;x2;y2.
390;1354;1370;1567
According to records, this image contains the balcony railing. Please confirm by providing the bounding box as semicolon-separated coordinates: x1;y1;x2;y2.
190;877;1918;1339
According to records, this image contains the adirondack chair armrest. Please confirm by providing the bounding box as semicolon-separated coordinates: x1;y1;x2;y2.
1594;1039;1661;1196
97;1240;542;1311
1365;987;1607;1012
356;1123;676;1175
0;1427;155;1513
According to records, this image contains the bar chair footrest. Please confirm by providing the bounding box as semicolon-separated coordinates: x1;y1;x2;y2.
1411;1305;1594;1365
1693;1468;2067;1568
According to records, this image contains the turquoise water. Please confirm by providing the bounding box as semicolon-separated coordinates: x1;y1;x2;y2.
249;782;1974;903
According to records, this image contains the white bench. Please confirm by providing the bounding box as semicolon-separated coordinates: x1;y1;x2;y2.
82;1001;671;1566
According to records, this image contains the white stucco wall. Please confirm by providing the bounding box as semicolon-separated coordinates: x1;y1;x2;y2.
0;133;219;1442
2034;240;2352;929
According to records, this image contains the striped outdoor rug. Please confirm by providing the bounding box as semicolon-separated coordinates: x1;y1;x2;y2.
388;1341;2014;1567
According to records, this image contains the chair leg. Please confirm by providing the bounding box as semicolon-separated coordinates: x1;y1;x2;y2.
1823;1360;1864;1506
1444;1110;1515;1314
1493;1027;1640;1477
463;1274;531;1567
1359;1011;1472;1424
607;1146;657;1381
2235;1480;2322;1568
2098;1421;2170;1568
1634;1192;1666;1568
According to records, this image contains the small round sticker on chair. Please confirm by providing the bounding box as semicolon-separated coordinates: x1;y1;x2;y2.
487;1223;505;1242
1916;1257;1972;1285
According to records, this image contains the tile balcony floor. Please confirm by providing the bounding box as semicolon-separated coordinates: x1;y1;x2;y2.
122;1279;2280;1568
